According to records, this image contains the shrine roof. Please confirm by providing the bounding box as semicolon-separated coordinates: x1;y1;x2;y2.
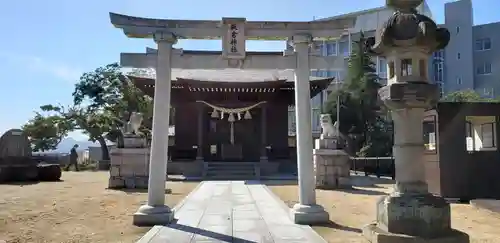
127;73;333;103
130;69;331;83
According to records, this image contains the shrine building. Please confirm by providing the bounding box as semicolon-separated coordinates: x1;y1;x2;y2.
129;64;333;169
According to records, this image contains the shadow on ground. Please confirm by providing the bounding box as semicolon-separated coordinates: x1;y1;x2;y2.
108;188;174;194
0;179;64;186
349;175;394;187
163;220;258;243
334;187;387;196
248;180;298;186
254;175;393;191
314;221;362;234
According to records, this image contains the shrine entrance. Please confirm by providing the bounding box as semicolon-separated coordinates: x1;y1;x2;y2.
204;102;262;162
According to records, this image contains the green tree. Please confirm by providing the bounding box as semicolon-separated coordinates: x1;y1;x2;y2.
23;64;159;158
22;106;74;152
324;32;391;156
441;89;498;102
70;63;156;159
127;68;175;126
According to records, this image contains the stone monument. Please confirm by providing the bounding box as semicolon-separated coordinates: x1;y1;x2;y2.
109;112;150;189
313;114;350;189
0;129;61;182
362;0;469;242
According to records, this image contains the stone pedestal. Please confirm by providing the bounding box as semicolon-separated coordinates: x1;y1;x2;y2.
313;136;350;189
108;148;150;189
123;135;146;148
363;191;469;242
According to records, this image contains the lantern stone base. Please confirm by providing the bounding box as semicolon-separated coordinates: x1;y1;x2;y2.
362;193;469;243
363;223;469;243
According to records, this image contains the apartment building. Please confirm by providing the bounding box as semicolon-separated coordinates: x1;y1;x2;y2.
288;1;433;133
441;0;499;98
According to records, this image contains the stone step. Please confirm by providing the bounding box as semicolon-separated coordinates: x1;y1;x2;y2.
206;170;255;175
206;166;255;171
203;176;257;180
206;162;257;165
204;162;257;180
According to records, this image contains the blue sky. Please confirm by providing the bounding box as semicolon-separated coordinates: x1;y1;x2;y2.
0;0;497;140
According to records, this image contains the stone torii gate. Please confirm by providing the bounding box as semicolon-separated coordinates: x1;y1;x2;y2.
109;12;355;226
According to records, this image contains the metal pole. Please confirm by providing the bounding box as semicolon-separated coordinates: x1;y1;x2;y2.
336;85;340;135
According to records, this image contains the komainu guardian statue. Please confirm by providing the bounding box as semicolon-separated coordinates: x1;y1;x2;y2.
121;112;144;136
319;114;339;138
119;112;146;148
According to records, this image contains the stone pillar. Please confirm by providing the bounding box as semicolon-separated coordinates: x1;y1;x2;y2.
133;32;177;226
260;104;268;162
196;103;204;161
290;34;329;225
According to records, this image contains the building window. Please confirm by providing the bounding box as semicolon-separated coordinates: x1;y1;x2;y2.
475;38;492;51
456;26;460;34
437;82;444;97
483;87;494;98
326;41;337;56
401;59;412;76
465;116;497;151
339;41;349;57
378;58;387;78
476;62;492;75
433;52;444;82
433;50;444;60
423;115;437;152
456;77;462;85
457;53;461;59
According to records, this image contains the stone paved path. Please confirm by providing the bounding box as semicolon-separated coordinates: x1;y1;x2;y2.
137;181;326;243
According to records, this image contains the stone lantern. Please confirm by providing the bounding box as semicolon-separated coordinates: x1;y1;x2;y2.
362;0;469;242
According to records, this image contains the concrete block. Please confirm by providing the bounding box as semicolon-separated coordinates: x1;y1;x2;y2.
110;165;120;177
108;177;124;189
119;166;136;177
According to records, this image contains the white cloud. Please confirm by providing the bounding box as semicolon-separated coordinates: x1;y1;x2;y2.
0;52;82;82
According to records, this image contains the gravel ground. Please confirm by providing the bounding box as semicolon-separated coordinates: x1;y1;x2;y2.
267;176;500;243
0;171;198;243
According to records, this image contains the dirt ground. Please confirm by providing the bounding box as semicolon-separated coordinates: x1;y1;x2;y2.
267;176;500;243
0;172;198;243
3;173;500;243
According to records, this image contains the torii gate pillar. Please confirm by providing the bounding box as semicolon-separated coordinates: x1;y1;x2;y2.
290;34;329;224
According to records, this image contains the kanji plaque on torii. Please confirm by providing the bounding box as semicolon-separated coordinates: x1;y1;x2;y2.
221;18;246;60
